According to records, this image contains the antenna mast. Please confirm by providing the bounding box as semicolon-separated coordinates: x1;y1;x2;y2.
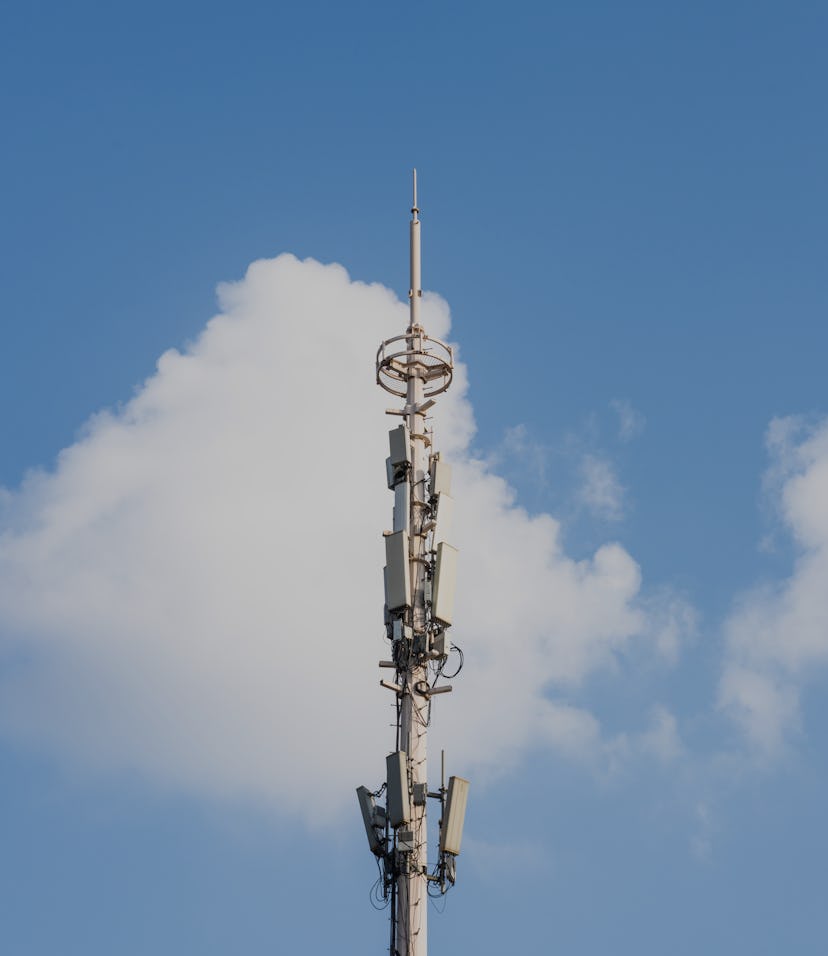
357;173;469;955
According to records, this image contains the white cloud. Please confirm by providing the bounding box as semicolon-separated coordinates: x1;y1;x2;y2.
720;416;828;757
0;255;685;821
488;423;549;490
588;705;684;777
462;834;548;882
640;589;697;666
577;453;625;521
610;398;645;443
638;705;683;763
690;801;715;862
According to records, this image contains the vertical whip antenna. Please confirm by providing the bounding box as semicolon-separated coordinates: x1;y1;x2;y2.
409;168;421;332
361;175;469;956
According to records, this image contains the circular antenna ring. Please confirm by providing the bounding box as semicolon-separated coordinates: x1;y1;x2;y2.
376;333;454;398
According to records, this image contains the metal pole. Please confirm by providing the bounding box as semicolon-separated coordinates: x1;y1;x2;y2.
370;171;459;956
396;169;428;956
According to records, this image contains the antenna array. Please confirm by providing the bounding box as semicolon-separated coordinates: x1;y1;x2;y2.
357;175;469;956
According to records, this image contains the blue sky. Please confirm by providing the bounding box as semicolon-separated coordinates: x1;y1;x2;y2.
1;2;827;953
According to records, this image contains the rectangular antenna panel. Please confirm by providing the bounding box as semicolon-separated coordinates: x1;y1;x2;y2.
393;482;410;533
386;457;396;490
386;751;411;827
393;620;413;642
397;829;415;853
432;542;458;626
356;786;383;855
388;425;411;468
431;459;452;496
440;775;470;856
433;493;454;546
384;531;411;611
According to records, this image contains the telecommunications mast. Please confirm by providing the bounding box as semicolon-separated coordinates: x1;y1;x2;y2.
357;173;469;956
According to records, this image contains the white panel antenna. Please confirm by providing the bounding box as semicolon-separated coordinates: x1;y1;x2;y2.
430;458;452;496
356;786;384;856
386;751;411;827
439;776;470;856
389;424;411;467
384;530;411;610
432;542;458;626
432;492;454;547
393;482;410;534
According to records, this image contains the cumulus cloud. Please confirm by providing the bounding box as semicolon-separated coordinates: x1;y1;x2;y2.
638;705;683;762
577;454;625;521
488;424;549;491
720;416;828;757
0;255;685;821
585;705;683;777
610;398;645;443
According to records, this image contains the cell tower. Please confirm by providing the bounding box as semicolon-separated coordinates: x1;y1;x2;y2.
357;173;469;956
